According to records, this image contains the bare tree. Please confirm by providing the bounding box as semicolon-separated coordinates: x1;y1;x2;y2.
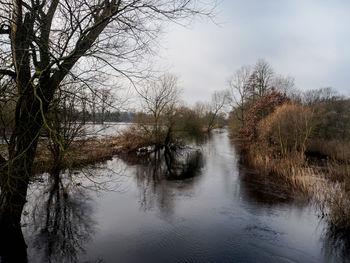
227;65;251;127
248;59;274;99
80;91;88;124
138;73;181;148
303;87;338;105
45;84;86;174
205;90;229;132
270;74;302;102
100;88;112;124
89;91;98;124
271;75;295;94
0;1;213;261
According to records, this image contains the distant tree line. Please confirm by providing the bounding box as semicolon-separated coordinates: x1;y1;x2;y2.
77;110;135;123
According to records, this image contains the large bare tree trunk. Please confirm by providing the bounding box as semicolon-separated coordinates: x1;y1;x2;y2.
0;113;41;262
0;80;53;262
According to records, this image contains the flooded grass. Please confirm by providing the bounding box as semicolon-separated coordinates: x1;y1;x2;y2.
247;152;350;231
33;136;123;175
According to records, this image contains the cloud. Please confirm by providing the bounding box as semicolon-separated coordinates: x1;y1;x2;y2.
156;0;350;104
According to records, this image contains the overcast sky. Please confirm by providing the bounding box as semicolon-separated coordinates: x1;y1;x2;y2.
155;0;350;104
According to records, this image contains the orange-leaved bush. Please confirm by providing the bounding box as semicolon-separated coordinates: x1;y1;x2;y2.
239;90;290;149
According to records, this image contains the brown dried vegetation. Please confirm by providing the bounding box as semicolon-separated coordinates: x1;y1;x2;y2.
238;90;290;148
235;89;350;230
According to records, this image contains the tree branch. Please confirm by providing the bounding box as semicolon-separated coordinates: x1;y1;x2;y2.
51;1;122;86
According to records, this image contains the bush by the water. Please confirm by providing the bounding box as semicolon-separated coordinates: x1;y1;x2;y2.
257;104;313;157
231;86;350;231
238;90;290;148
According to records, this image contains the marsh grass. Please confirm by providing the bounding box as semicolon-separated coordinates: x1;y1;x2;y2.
33;136;122;175
249;152;350;230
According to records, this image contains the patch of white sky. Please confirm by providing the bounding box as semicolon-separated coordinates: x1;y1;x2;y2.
150;0;350;105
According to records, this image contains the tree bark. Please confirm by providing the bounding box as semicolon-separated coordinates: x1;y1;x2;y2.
0;79;53;262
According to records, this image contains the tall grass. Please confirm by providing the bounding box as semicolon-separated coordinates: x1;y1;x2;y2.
249;152;350;230
249;153;317;195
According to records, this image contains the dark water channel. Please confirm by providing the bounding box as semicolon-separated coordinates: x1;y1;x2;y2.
22;130;349;262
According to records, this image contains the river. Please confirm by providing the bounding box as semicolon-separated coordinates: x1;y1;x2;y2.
22;129;349;262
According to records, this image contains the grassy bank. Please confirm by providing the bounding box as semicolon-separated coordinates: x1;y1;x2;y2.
241;140;350;231
31;134;141;175
231;90;350;231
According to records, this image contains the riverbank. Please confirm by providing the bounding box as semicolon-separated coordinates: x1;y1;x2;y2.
24;129;349;263
229;90;350;231
32;133;141;175
240;147;350;231
31;124;188;175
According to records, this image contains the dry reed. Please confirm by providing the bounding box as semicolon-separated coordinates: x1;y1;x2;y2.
249;152;350;230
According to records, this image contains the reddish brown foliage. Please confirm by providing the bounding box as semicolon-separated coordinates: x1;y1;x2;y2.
239;90;290;148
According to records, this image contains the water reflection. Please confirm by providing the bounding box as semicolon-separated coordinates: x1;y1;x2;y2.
138;148;204;180
123;148;204;217
25;172;95;263
17;130;350;263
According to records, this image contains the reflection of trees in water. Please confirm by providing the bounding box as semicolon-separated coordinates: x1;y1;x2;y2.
19;160;123;263
131;148;204;217
164;148;204;180
28;172;95;263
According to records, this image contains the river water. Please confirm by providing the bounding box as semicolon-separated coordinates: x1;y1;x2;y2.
22;129;349;263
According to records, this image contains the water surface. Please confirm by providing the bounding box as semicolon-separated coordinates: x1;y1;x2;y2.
23;130;349;262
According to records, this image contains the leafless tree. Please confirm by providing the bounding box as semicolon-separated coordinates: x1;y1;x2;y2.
227;65;251;127
45;84;85;174
248;58;274;99
80;91;88;124
89;91;98;124
205;90;229;132
303;87;338;105
0;1;214;261
271;75;295;94
194;101;207;117
270;74;302;102
100;87;112;124
138;73;181;147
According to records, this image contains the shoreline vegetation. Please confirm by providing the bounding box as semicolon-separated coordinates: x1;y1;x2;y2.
230;89;350;231
21;82;350;233
0;134;124;176
1;73;228;180
1;62;345;235
25;122;210;176
241;150;350;230
226;60;350;231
